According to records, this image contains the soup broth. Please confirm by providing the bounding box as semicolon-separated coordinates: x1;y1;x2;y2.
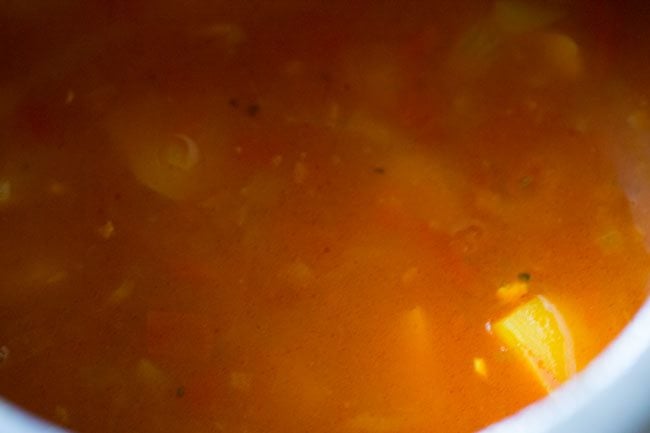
1;1;649;432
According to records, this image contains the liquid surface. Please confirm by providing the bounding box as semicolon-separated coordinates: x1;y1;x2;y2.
1;1;650;432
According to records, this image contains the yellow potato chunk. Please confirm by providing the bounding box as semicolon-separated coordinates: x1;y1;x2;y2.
401;306;433;360
0;180;10;204
538;32;582;80
494;295;576;392
473;357;488;379
493;0;563;34
496;280;529;303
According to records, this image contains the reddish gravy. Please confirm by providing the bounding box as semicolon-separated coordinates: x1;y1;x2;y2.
1;1;649;432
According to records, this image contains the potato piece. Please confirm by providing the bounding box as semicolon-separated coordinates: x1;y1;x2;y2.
107;97;224;201
493;295;576;391
538;32;582;81
281;260;314;289
107;280;134;305
19;261;68;287
402;306;431;354
496;280;529;303
163;134;200;171
628;110;650;131
473;357;488;379
54;406;70;425
136;358;170;390
0;180;10;205
97;221;115;239
493;1;564;34
124;133;202;200
392;306;439;403
449;0;563;79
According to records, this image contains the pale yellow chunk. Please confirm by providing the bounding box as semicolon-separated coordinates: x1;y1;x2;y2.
164;134;200;171
0;180;10;204
538;32;582;80
493;0;563;34
496;280;529;303
494;295;575;392
473;357;488;378
54;406;70;425
107;280;134;305
107;97;218;201
282;260;314;289
98;221;115;239
402;306;432;356
136;359;168;388
628;110;650;131
394;306;439;399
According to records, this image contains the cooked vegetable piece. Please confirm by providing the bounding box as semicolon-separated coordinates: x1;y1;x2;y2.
0;180;10;204
281;260;314;289
54;406;69;425
450;0;564;77
494;295;576;391
473;357;488;378
496;280;529;303
392;306;440;406
401;306;433;361
125;133;202;200
537;32;581;80
107;280;134;305
136;358;169;387
164;134;200;171
97;221;115;240
628;110;650;131
107;97;219;201
492;1;564;34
